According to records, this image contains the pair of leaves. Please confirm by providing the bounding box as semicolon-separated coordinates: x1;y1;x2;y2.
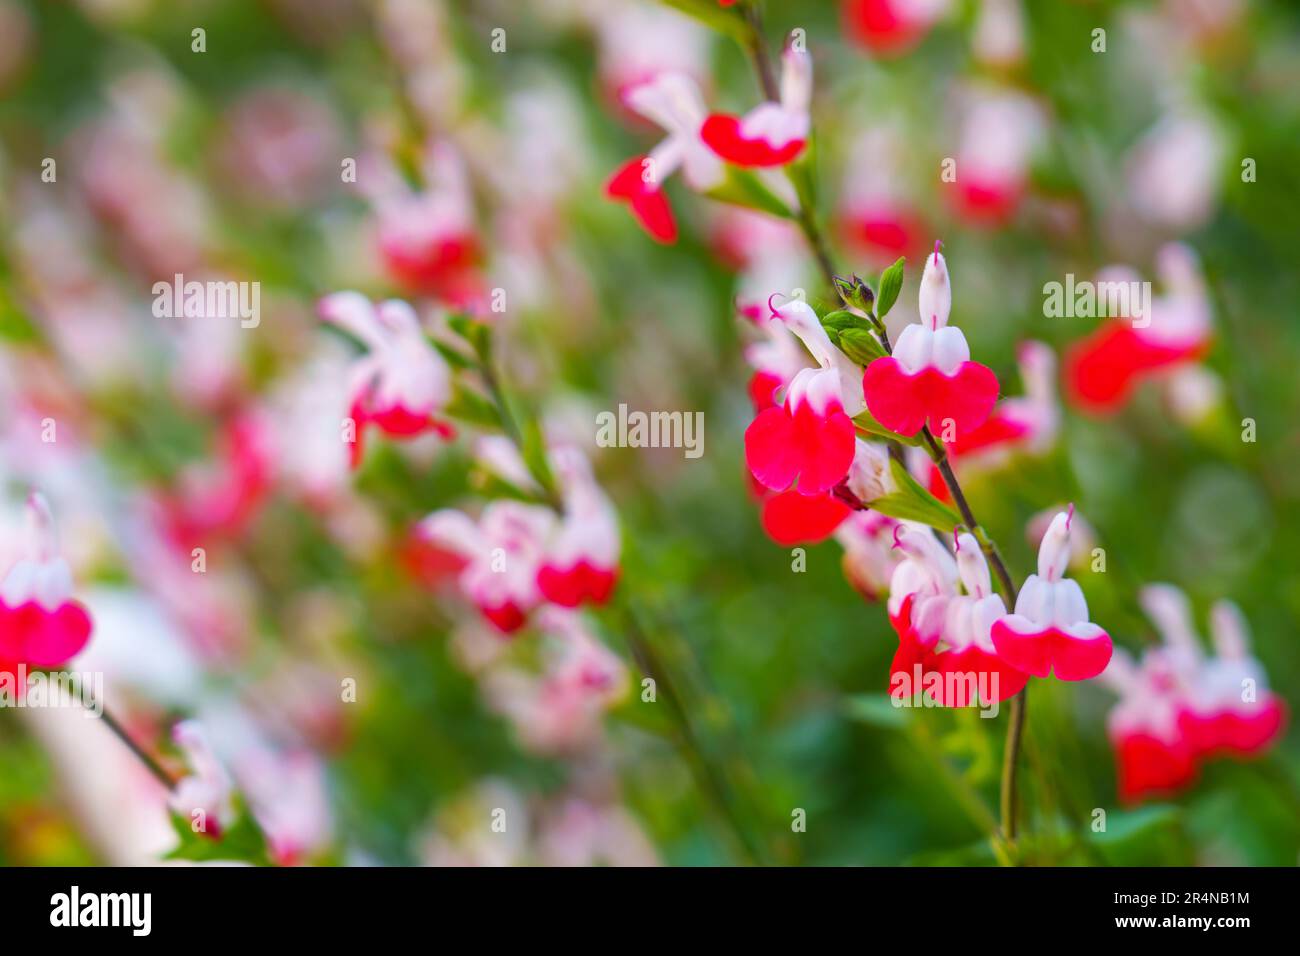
820;311;887;365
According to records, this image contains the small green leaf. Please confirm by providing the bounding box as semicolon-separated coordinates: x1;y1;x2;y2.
521;416;558;497
853;410;921;446
447;315;491;361
429;336;475;370
866;457;960;531
705;168;793;219
819;309;860;333
843;693;909;729
444;382;502;428
876;257;906;319
838;327;887;365
660;0;748;42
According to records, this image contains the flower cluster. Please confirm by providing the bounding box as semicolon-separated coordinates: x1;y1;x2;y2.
1100;585;1286;803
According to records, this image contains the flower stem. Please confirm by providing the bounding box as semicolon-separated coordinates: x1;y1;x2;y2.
65;674;178;791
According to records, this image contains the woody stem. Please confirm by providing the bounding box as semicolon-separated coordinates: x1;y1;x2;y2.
741;0;1029;859
65;674;178;791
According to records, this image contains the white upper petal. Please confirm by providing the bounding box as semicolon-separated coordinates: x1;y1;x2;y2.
918;249;952;329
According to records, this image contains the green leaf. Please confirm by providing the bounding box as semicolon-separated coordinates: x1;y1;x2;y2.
521;416;558;497
876;257;906;319
704;168;793;219
838;327;887;365
853;409;921;447
819;309;860;333
165;802;272;866
447;314;491;362
444;382;502;429
865;457;960;531
843;693;909;729
429;336;475;370
659;0;748;42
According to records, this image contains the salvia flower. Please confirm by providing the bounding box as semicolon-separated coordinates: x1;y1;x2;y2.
318;291;455;468
606;73;724;243
536;445;621;608
930;533;1028;706
842;0;949;57
1099;649;1197;804
1064;244;1212;414
700;41;811;168
745;297;865;496
0;493;93;679
169;720;236;839
992;507;1113;681
862;244;999;438
419;501;557;634
363;140;483;305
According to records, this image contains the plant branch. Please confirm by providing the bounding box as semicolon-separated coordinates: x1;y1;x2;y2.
66;674;178;792
740;1;1030;858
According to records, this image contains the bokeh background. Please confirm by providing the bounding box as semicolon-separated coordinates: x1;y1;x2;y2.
0;0;1297;866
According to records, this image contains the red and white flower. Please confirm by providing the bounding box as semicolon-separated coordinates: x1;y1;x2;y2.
700;41;811;168
419;501;556;634
862;244;1000;438
948;88;1043;225
745;297;866;496
1099;649;1198;804
537;445;621;608
1182;600;1287;758
842;0;949;57
1065;244;1212;414
606;73;724;243
886;522;956;698
929;533;1028;706
362;140;483;306
835;510;902;601
0;493;93;679
318;291;455;468
991;507;1113;681
169;720;236;839
837;127;928;266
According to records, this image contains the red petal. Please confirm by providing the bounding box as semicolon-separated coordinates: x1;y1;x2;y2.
1;600;93;668
862;357;929;437
932;646;1030;706
700;114;806;168
990;620;1054;679
744;406;800;491
862;360;999;438
991;621;1112;681
843;0;928;56
1114;732;1198;804
760;490;851;546
606;156;677;243
747;370;783;411
789;401;856;494
480;602;527;635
